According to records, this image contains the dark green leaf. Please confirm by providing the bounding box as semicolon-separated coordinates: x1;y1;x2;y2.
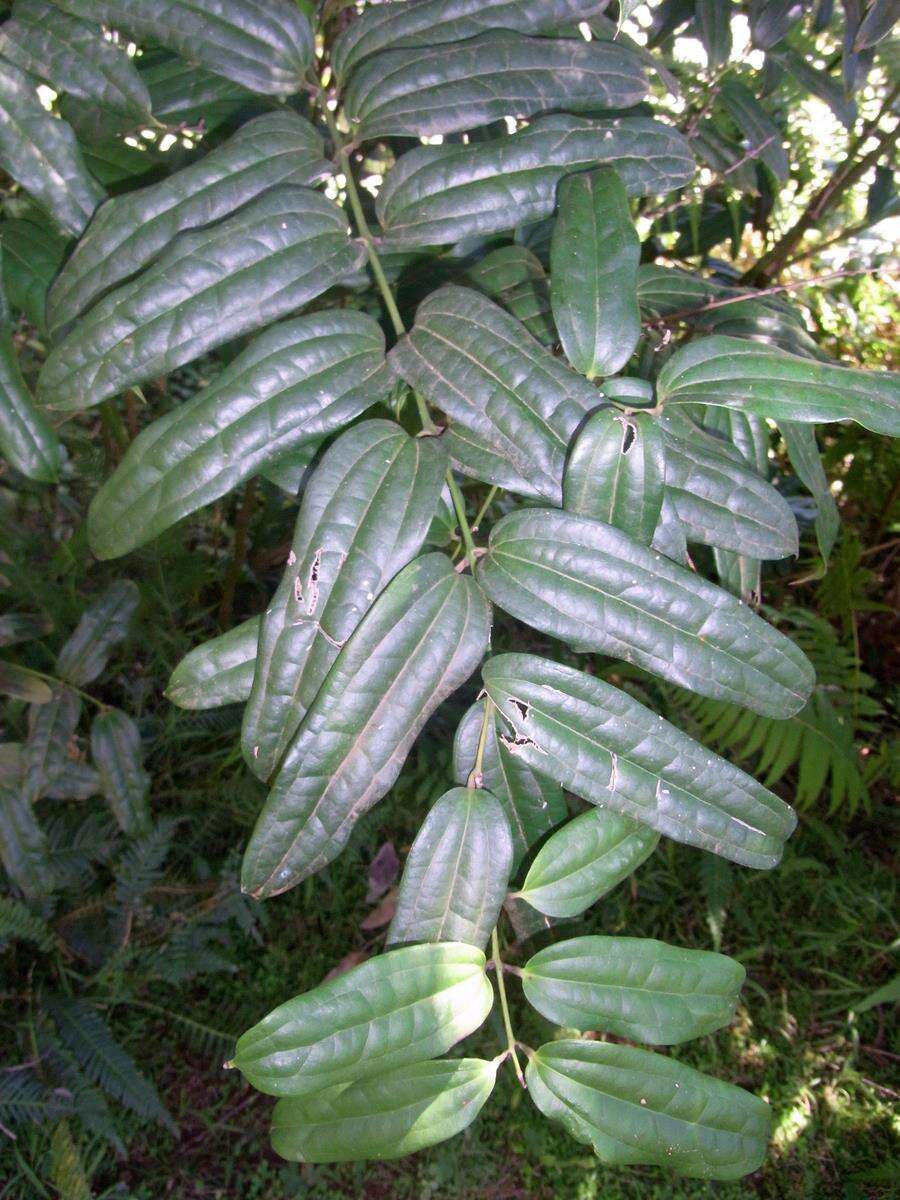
771;47;857;127
165;617;260;710
55;580;139;686
0;306;60;482
90;709;152;836
1;216;69;331
696;0;733;68
0;783;55;896
780;421;839;562
855;0;899;49
749;0;804;48
718;79;789;180
24;686;82;802
465;246;555;345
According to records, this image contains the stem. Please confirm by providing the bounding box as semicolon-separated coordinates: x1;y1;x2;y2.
21;666;107;711
447;473;478;572
467;696;493;788
491;926;525;1087
472;485;498;533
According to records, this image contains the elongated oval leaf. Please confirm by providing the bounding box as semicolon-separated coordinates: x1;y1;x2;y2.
377;115;695;248
517;808;658;918
24;686;81;803
482;653;798;868
0;308;59;483
388;787;513;949
166;617;260;710
47;111;331;336
39;187;364;412
243;421;447;780
232;942;493;1096
345;34;647;140
465;246;555;346
87;313;386;560
780;421;839;562
0;662;53;703
718;78;789;181
526;1040;770;1180
50;0;313;95
390;285;598;502
0;613;53;647
564;409;665;545
453;700;566;873
696;0;733;67
550;168;641;379
1;215;69;331
0;784;55;897
271;1057;498;1163
90;709;151;837
55;580;139;686
657;335;900;436
478;511;814;717
242;554;492;898
522;935;745;1043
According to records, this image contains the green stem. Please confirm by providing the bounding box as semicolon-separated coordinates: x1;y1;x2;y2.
491;926;525;1087
472;485;498;534
21;666;107;711
447;473;478;573
467;695;494;788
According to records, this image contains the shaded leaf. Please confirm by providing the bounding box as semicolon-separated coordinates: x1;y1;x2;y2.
0;783;55;896
90;709;152;836
465;246;555;346
56;580;138;686
165;617;260;710
24;686;81;802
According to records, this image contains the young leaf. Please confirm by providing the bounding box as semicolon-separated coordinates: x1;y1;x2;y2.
517;808;658;918
521;935;745;1043
387;787;513;950
550;168;641;380
55;580;139;686
24;687;82;802
0;783;55;897
166;617;260;710
243;420;447;780
526;1040;770;1180
90;709;152;837
271;1058;499;1163
242;554;491;898
231;942;493;1097
482;653;798;869
465;246;555;346
477;511;814;717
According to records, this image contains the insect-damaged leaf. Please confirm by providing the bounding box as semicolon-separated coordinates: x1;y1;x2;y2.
38;187;364;412
271;1057;499;1164
526;1040;770;1180
482;653;798;869
241;554;491;898
90;709;151;837
387;787;513;950
522;935;745;1043
231;942;492;1096
477;511;814;718
465;246;555;346
344;33;648;140
243;421;447;781
87;313;387;560
376;115;695;248
55;580;139;686
656;335;900;436
166;617;260;710
517;808;658;918
550;168;641;380
390;285;599;503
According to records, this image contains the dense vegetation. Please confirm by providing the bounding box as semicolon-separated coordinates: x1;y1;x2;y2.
0;1;898;1197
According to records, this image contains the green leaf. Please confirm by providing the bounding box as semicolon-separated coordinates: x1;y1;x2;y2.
377;115;695;248
482;653;798;868
271;1057;498;1163
137;54;256;132
517;808;658;918
749;0;804;49
657;335;900;436
563;409;665;545
40;187;365;413
87;312;386;559
387;787;513;949
718;78;789;181
345;33;647;140
55;580;139;686
47;111;331;337
0;304;59;482
1;215;69;331
452;699;567;873
243;420;447;781
526;1040;770;1180
242;554;491;898
24;686;82;802
260;438;323;495
465;246;555;346
0;661;53;703
853;973;900;1013
522;935;745;1043
0;893;58;951
550;168;641;379
770;47;856;128
50;0;314;95
477;512;814;717
0;58;104;237
780;421;839;563
0;783;55;896
90;709;152;837
855;0;898;49
695;0;733;67
332;0;614;80
166;617;260;710
232;942;493;1097
390;285;598;502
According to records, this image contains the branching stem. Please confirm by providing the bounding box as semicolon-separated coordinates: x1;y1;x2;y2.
491;926;525;1087
467;695;494;788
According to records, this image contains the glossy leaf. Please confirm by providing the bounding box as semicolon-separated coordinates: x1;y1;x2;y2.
0;292;59;482
718;79;789;181
387;787;513;949
550;168;641;379
522;935;745;1043
526;1040;770;1180
517;808;658;918
482;653;798;869
55;580;139;686
657;335;900;436
477;512;814;718
1;216;68;332
23;687;81;803
231;942;493;1096
243;421;447;781
87;313;386;559
465;246;555;346
377;115;695;248
47;111;331;337
390;285;598;502
780;421;839;562
242;554;491;898
90;709;151;837
452;700;567;873
138;55;256;132
271;1057;498;1163
563;409;665;546
0;662;53;703
0;784;55;897
166;617;260;710
39;187;363;412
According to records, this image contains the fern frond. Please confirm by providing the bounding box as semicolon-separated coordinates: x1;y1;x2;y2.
50;1119;92;1200
113;817;179;908
0;895;57;953
43;812;119;890
38;1028;124;1153
0;1066;71;1131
